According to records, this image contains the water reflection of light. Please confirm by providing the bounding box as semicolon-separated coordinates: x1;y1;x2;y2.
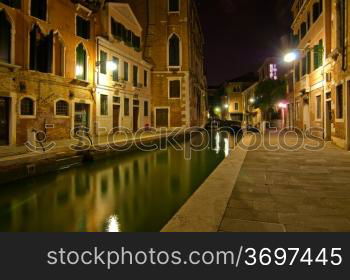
106;215;120;232
224;138;229;157
215;133;220;154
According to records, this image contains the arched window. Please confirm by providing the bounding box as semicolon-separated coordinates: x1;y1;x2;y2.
0;10;11;63
54;33;65;76
76;43;87;80
169;34;180;67
55;100;69;116
30;25;53;73
21;98;35;116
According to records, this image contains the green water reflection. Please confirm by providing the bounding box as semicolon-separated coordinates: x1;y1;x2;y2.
0;133;229;232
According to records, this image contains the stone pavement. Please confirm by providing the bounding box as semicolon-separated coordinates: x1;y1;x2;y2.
220;131;350;232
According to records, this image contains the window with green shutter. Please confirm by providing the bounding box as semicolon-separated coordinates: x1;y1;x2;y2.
76;43;87;80
112;57;119;81
124;62;129;81
100;50;107;74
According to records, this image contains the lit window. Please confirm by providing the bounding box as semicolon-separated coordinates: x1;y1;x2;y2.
76;43;87;80
112;57;119;82
56;100;69;116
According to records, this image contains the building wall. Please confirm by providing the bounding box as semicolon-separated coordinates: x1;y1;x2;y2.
95;3;152;134
119;0;208;128
0;0;96;147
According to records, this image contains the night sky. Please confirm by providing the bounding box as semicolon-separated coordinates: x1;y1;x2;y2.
196;0;293;86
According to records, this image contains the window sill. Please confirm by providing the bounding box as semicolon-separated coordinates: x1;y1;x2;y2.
169;97;181;100
19;115;36;119
54;115;70;119
0;61;21;71
335;118;345;123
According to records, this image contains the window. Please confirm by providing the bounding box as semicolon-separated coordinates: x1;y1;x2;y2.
100;50;107;74
112;57;119;82
124;62;129;81
144;101;149;117
132;33;141;51
307;12;311;29
76;16;90;39
169;0;180;12
169;34;180;67
307;51;311;74
169;80;181;98
313;2;321;23
302;56;307;76
30;25;53;73
21;98;34;116
336;84;343;119
300;22;307;39
133;100;140;106
100;95;108;116
31;0;47;21
316;95;321;119
54;33;64;76
133;65;138;87
76;43;87;80
144;70;148;87
0;0;21;9
124;98;130;116
113;96;120;104
234;103;239;111
0;10;11;63
295;62;300;81
56;100;69;116
313;40;323;70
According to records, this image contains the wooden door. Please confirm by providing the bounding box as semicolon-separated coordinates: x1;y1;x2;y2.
133;106;139;132
113;105;120;130
0;97;10;146
155;108;169;128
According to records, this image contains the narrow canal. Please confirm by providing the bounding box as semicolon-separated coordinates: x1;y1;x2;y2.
0;133;230;232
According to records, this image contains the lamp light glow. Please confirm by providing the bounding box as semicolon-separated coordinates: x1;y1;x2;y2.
284;52;298;63
278;102;287;109
75;65;84;77
224;104;229;109
249;97;256;104
107;61;118;71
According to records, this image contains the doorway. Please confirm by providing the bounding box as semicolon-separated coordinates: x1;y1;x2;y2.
113;105;120;130
0;97;10;146
155;108;169;128
303;100;310;131
133;106;139;132
325;99;332;141
74;103;90;129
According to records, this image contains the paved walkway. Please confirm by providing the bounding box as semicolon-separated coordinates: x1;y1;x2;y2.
220;131;350;232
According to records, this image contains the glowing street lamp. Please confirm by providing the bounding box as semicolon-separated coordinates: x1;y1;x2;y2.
224;104;229;109
96;60;118;72
284;51;298;63
249;97;256;104
278;102;287;109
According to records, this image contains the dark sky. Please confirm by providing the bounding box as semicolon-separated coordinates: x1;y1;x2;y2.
196;0;293;86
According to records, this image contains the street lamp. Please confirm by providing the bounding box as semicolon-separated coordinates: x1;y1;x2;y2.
249;97;256;104
284;51;298;63
96;60;118;72
224;104;229;109
278;102;287;109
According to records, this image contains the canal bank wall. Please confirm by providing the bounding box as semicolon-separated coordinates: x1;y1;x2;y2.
162;134;253;232
0;129;190;186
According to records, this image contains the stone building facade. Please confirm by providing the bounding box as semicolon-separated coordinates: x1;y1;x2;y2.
0;0;98;148
95;2;152;134
290;0;350;149
114;0;208;128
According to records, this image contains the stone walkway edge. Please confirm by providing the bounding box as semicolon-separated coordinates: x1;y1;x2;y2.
162;134;253;232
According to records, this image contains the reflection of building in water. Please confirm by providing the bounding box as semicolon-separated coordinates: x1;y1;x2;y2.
0;137;225;232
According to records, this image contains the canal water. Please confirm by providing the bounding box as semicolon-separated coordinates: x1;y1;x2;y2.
0;133;229;232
